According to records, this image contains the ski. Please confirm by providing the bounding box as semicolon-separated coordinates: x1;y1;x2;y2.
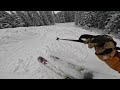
50;55;94;79
50;55;85;72
37;56;75;79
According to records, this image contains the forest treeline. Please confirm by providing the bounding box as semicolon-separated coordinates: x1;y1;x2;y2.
1;11;120;34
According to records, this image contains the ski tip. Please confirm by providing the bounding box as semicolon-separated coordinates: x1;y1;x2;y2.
56;37;59;40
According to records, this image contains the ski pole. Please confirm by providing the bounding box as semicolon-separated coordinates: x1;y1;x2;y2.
56;37;85;43
56;34;96;43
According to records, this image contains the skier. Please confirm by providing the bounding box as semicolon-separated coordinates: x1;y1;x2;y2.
57;34;120;73
83;34;120;73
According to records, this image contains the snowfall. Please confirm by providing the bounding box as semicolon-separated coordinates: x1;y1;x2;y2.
0;22;120;79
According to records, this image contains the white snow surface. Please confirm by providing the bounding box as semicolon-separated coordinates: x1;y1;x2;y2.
0;22;120;79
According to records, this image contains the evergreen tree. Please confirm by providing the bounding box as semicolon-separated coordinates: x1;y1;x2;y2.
53;11;59;23
75;11;80;25
56;12;65;23
74;11;109;29
54;12;60;23
44;11;55;25
25;11;36;26
37;11;45;25
74;11;84;26
105;13;120;34
16;11;31;27
63;11;71;22
0;11;14;28
31;11;44;26
69;11;76;22
23;11;35;26
38;11;50;25
10;11;25;27
62;11;75;22
26;11;39;26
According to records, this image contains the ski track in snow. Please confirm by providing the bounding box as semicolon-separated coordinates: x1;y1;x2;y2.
0;23;120;79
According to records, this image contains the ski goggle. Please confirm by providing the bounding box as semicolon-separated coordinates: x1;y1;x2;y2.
95;48;113;55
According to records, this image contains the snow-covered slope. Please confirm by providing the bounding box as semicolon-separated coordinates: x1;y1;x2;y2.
0;22;120;79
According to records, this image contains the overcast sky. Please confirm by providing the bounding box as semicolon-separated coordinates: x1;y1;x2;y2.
54;11;60;13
